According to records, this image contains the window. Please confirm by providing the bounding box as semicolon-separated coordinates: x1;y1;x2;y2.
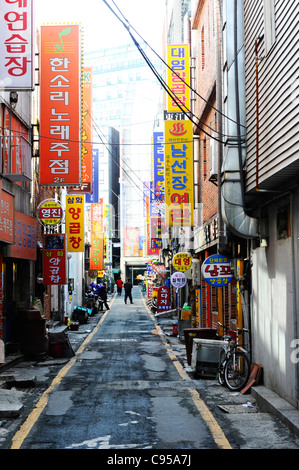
263;0;276;54
277;204;290;239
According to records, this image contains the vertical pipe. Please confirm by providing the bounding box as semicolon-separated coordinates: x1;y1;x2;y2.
255;39;260;190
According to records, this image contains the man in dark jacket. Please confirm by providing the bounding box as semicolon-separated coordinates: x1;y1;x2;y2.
97;282;110;310
124;279;133;304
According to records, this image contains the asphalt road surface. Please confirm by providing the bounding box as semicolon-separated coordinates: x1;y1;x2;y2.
5;286;299;458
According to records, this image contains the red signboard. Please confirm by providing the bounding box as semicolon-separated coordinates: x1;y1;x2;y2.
0;254;3;340
0;182;14;243
0;0;34;90
43;234;66;285
40;24;82;186
10;211;37;260
157;286;170;312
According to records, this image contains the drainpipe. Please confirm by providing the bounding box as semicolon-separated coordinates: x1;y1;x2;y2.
215;0;230;254
221;0;266;239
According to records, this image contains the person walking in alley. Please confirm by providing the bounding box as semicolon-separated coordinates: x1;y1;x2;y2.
116;278;123;296
98;282;110;311
124;279;133;304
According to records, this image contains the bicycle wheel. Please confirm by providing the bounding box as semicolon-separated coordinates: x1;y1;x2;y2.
224;351;250;391
218;350;226;386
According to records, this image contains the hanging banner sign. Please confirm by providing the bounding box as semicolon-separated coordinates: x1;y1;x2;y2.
170;271;187;289
172;252;192;272
202;254;233;287
157;286;170;312
65;195;84;252
38;199;64;226
43;234;67;285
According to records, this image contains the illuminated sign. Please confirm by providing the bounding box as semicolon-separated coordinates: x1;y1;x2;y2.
40;24;82;185
167;44;190;112
0;0;34;90
65;195;84;252
164;120;193;227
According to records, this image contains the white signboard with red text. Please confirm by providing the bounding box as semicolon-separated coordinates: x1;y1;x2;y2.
202;254;233;287
0;0;34;90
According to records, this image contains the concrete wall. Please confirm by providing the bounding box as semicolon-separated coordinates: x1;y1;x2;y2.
251;195;299;407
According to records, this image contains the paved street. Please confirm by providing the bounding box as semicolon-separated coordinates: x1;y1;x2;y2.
1;287;299;455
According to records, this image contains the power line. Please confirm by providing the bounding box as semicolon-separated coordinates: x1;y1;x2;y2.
103;0;246;139
91;116;164;216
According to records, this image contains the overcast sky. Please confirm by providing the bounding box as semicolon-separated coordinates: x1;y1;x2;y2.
35;0;165;53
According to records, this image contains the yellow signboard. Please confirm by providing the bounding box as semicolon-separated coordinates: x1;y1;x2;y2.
167;44;190;112
65;195;84;252
172;252;192;272
164;120;193;227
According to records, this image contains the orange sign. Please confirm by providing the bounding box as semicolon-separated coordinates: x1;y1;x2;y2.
40;25;82;186
82;67;93;185
90;232;104;270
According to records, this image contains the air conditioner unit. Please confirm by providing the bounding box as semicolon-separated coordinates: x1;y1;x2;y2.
210;134;217;177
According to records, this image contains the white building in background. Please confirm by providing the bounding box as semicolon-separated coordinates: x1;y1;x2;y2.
85;42;163;283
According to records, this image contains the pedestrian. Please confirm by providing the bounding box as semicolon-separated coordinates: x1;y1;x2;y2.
116;278;123;296
124;278;133;304
98;282;110;311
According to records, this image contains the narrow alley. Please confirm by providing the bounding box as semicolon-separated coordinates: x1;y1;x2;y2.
1;287;298;455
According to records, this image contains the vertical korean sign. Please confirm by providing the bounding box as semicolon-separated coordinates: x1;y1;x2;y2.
40;25;81;185
90;232;104;271
43;234;66;285
82;67;93;188
164;120;193;227
0;0;34;90
65;195;84;252
153;131;164;209
167;45;190;112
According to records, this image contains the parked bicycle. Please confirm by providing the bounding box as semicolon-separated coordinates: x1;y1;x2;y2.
218;322;251;391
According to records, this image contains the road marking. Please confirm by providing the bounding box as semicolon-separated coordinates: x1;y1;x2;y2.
143;296;232;450
10;305;112;449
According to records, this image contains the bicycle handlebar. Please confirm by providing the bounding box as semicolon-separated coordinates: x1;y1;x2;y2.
218;322;249;334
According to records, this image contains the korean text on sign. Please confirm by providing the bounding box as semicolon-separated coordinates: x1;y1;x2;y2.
0;0;34;89
164;120;194;227
202;254;233;287
40;25;81;185
43;234;66;285
167;44;190;112
65;195;84;252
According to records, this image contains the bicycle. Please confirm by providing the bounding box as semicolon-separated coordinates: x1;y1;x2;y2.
217;322;251;391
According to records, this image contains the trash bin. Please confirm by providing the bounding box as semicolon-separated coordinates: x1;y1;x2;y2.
18;309;47;358
184;328;217;365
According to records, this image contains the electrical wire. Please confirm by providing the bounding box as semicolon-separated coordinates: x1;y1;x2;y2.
91;115;165;216
104;0;246;134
